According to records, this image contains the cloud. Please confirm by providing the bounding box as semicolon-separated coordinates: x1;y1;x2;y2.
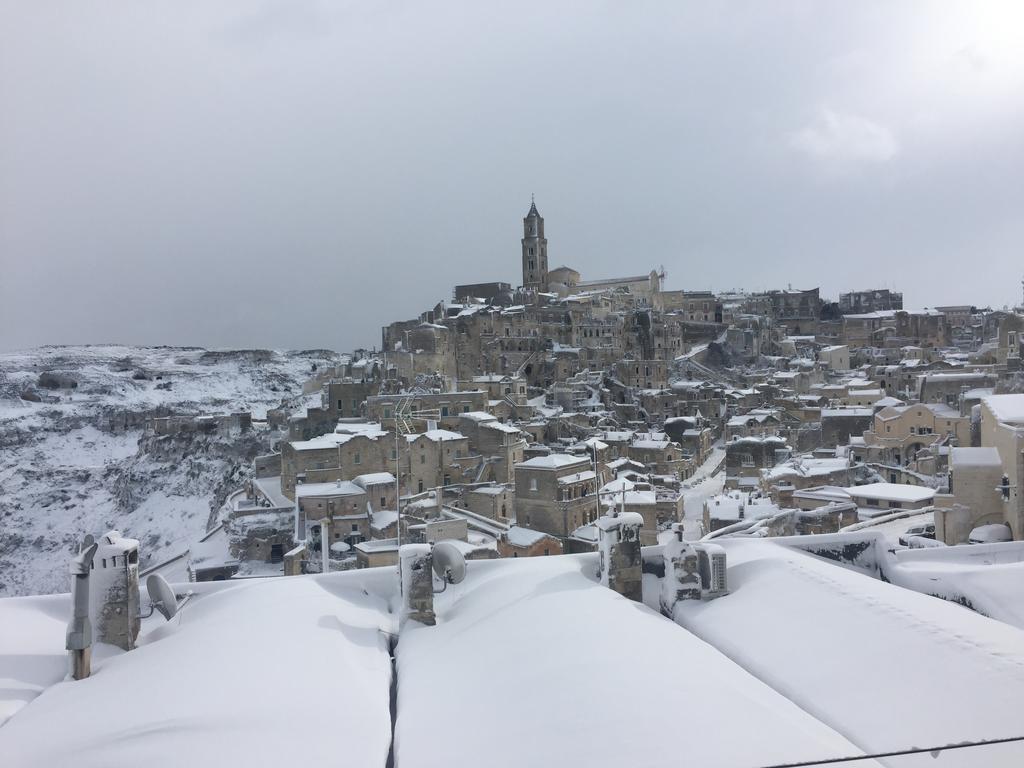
789;108;899;166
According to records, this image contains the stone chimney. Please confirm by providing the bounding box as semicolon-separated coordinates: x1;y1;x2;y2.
596;512;644;601
88;531;141;651
399;544;436;626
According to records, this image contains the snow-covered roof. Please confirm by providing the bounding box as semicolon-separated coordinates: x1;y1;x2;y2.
294;422;388;450
631;439;673;451
557;470;597;485
469;485;508;496
705;492;780;521
504;526;555;548
951;447;1002;468
459;410;496;422
296;480;365;498
845;482;935;503
354;471;396;487
821;408;873;418
0;575;393;764
516;453;587;469
481;420;522;434
397;555;872;767
673;538;1024;764
406;428;465;443
983;394;1024;426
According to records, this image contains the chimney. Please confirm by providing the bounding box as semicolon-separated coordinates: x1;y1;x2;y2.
66;537;99;680
399;544;436;626
88;531;141;651
596;512;643;601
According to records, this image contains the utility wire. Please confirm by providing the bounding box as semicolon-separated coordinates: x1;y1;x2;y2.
757;734;1024;768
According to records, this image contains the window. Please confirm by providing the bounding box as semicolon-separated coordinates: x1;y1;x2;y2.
866;498;879;507
351;523;359;532
384;408;392;419
528;247;534;256
529;478;538;491
441;406;449;417
354;452;361;465
337;399;344;410
463;405;470;412
420;454;425;464
543;548;550;556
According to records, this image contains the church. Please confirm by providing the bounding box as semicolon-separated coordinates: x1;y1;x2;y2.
519;198;664;305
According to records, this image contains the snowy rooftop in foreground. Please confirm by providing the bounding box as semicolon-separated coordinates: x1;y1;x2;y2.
669;538;1024;766
4;543;1024;766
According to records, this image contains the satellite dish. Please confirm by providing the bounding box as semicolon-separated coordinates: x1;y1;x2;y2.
146;573;179;621
431;541;466;585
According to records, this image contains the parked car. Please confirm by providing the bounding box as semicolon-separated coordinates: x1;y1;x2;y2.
899;522;935;547
967;523;1013;544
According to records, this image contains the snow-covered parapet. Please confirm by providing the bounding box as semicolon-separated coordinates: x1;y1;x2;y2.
399;544;436;626
88;530;141;651
596;512;643;602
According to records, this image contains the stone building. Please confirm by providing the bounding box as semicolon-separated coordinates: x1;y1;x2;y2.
860;403;970;467
839;289;903;315
938;446;1005;544
295;480;371;549
725;436;790;490
456;412;527;484
613;359;669;391
627;434;689;478
498;527;563;557
514;453;599;538
463;484;514;522
366;390;488;431
522;199;549;291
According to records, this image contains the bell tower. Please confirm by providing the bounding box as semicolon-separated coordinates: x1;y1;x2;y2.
521;196;548;291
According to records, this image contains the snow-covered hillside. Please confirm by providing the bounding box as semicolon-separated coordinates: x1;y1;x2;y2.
0;345;342;597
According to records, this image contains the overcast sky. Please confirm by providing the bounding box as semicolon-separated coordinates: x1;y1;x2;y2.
2;1;1023;353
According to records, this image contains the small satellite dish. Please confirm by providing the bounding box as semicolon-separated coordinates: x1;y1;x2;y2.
431;541;466;585
146;573;179;621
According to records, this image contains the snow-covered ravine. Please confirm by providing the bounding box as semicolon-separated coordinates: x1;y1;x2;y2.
0;345;341;597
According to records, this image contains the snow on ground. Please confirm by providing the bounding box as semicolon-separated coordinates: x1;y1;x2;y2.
0;573;395;767
672;538;1024;766
397;554;875;768
659;444;726;542
0;345;340;597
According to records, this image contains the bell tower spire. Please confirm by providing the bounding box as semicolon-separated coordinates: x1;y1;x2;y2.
521;196;548;291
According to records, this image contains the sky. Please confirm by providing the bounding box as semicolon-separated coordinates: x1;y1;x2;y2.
1;1;1023;353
